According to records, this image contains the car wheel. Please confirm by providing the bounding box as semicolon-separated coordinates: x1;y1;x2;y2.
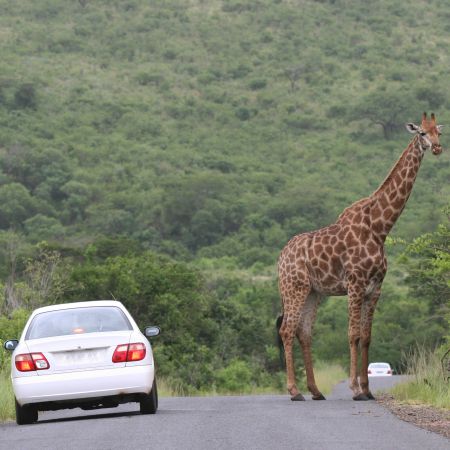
140;378;158;414
15;399;38;425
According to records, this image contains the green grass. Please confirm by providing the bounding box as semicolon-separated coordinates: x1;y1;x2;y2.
158;373;286;397
157;377;193;397
314;361;348;396
391;347;450;410
159;361;347;397
0;370;14;422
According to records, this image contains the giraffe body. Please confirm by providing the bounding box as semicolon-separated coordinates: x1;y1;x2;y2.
277;113;443;401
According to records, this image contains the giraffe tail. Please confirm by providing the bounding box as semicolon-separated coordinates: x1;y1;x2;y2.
276;314;285;369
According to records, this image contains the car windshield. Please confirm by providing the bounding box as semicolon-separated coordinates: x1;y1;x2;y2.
370;363;390;369
26;306;133;339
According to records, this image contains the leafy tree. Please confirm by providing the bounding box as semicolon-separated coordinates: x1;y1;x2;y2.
21;247;70;310
86;206;135;235
84;236;142;261
60;180;92;222
23;215;65;242
0;145;72;196
13;84;37;109
401;211;450;346
350;86;424;139
0;183;36;229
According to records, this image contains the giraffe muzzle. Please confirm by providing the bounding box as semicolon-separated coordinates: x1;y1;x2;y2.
432;145;442;155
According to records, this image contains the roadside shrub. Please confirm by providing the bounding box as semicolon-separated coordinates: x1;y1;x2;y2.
13;83;37;109
248;79;267;90
215;359;253;392
0;309;29;371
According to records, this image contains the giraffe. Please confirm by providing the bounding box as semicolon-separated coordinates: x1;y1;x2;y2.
277;112;443;401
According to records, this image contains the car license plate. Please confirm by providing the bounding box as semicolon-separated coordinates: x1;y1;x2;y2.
54;348;107;365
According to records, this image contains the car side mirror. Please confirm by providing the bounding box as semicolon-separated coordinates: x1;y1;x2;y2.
3;339;19;351
144;326;161;338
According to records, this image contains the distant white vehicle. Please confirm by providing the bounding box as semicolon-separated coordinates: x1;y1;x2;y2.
4;300;160;425
368;362;393;377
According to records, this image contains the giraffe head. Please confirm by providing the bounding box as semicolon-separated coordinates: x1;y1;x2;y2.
406;112;443;155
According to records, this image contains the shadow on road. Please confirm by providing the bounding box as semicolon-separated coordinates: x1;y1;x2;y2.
37;408;140;424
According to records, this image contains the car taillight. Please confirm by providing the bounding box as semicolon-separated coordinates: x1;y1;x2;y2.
15;354;35;372
128;343;146;361
112;343;146;363
112;344;129;363
15;353;50;372
387;370;392;374
367;369;372;374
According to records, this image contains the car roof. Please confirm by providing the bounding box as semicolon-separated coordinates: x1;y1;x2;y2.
31;300;125;314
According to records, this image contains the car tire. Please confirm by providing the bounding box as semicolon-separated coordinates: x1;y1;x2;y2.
15;399;38;425
140;378;158;414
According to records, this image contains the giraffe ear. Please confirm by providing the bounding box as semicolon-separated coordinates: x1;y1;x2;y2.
436;124;444;133
406;123;419;134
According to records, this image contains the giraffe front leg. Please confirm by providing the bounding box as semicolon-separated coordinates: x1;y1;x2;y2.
347;285;367;400
360;287;381;400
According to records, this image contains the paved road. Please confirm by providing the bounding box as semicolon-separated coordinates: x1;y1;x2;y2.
0;376;448;450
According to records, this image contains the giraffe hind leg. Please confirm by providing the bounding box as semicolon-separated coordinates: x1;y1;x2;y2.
279;285;311;401
280;315;304;400
296;292;325;400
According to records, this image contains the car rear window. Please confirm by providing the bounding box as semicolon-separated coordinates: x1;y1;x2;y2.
26;306;133;339
370;363;390;368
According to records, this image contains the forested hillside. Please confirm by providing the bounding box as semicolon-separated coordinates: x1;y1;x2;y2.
0;0;448;393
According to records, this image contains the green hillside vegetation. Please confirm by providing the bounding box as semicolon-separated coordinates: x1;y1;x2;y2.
0;0;449;394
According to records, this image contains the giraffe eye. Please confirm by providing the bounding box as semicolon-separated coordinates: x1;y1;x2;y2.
420;132;426;136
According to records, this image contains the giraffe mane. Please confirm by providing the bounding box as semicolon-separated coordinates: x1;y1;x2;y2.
336;197;372;223
371;139;414;198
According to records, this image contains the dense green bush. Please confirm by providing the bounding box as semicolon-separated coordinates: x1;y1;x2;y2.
215;359;254;392
13;84;37;110
0;309;30;371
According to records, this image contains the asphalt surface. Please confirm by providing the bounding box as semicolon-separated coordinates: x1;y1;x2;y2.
0;376;448;450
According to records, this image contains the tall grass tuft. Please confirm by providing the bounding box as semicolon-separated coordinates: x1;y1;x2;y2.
314;361;347;395
0;369;15;422
157;377;191;397
391;346;450;409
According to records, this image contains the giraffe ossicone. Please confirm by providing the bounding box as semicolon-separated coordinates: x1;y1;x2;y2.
277;112;443;401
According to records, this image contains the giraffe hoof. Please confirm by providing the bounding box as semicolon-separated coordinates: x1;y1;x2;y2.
291;393;306;401
352;393;369;401
365;392;376;400
312;394;326;400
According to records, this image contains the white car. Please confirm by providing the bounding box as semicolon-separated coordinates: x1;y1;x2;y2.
367;362;393;377
4;300;160;425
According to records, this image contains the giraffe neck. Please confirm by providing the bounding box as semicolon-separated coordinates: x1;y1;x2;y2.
369;136;425;240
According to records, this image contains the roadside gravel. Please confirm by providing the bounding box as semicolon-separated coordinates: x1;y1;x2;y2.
377;394;450;439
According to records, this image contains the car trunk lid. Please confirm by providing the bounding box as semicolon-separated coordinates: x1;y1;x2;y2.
25;331;133;375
